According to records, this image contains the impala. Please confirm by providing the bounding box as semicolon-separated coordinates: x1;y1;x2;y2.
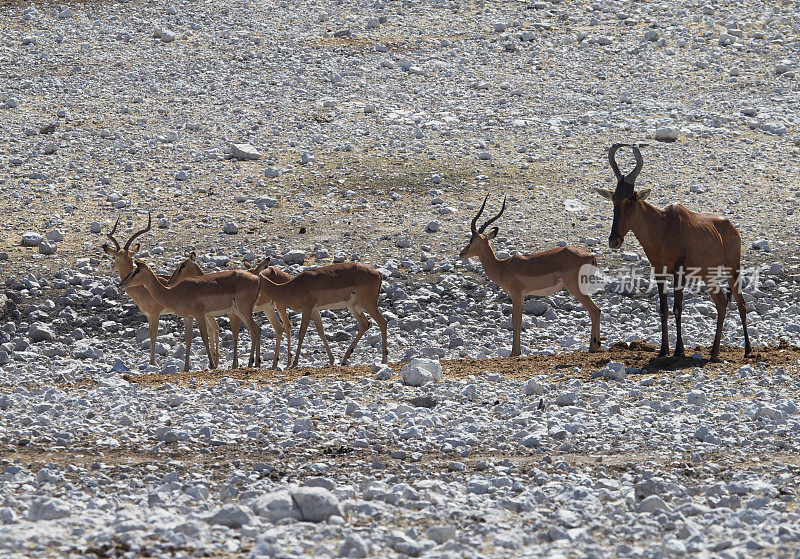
595;143;751;359
245;257;334;369
102;214;219;365
459;195;601;356
168;254;333;370
120;259;261;372
256;262;388;368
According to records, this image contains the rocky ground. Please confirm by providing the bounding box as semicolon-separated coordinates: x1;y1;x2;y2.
1;0;800;557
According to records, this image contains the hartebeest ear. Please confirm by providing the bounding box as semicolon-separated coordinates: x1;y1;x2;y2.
102;243;117;256
594;187;614;200
486;227;499;240
637;189;651;201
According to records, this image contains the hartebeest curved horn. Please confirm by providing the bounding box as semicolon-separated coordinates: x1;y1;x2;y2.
124;212;151;252
471;194;489;234
626;144;644;183
106;216;121;251
478;195;507;233
608;143;627;180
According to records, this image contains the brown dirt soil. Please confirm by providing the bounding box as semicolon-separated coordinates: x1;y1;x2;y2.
120;340;800;388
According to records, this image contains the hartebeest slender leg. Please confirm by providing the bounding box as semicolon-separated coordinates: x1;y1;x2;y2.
729;267;752;356
656;277;669;358
673;270;685;357
708;281;729;361
184;317;194;372
511;294;524;357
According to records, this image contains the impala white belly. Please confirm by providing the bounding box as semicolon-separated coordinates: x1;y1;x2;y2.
315;292;358;311
525;281;564;297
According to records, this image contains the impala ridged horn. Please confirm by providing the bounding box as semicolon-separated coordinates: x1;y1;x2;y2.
471;194;489;234
478;195;507;233
124;212;151;252
106;216;121;251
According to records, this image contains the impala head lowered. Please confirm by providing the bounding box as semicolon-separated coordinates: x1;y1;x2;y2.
594;144;650;249
102;212;152;276
459;194;507;259
166;251;203;285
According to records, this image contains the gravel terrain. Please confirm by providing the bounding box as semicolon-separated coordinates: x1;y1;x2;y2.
1;0;800;557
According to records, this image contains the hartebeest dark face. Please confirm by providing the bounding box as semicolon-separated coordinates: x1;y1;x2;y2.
594;144;650;250
459;194;506;260
595;188;651;249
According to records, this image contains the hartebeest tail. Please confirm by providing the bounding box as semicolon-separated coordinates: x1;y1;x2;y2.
595;143;751;360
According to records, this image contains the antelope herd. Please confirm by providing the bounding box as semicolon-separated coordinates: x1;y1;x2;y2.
106;145;752;372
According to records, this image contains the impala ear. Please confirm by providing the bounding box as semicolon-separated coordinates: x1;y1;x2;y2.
486;227;499;240
129;243;140;254
189;251;196;260
637;189;651;201
102;243;116;256
244;260;253;270
594;187;614;200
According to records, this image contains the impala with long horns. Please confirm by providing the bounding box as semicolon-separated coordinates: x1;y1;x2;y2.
121;259;261;372
459;195;601;356
595;143;751;360
256;262;388;368
102;214;219;365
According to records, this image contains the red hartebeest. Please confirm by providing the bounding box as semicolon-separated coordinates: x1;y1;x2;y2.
459;195;601;357
595;143;751;360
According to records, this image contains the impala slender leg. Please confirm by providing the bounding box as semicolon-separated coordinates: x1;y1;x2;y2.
511;294;523;357
342;307;370;366
196;314;214;370
147;314;159;366
312;310;335;366
565;275;601;352
673;269;685;358
362;300;389;364
183;317;193;372
230;313;241;369
277;306;292;368
207;317;220;365
708;281;728;361
265;306;283;370
656;277;669;358
292;310;312;369
729;268;752;356
235;308;260;368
